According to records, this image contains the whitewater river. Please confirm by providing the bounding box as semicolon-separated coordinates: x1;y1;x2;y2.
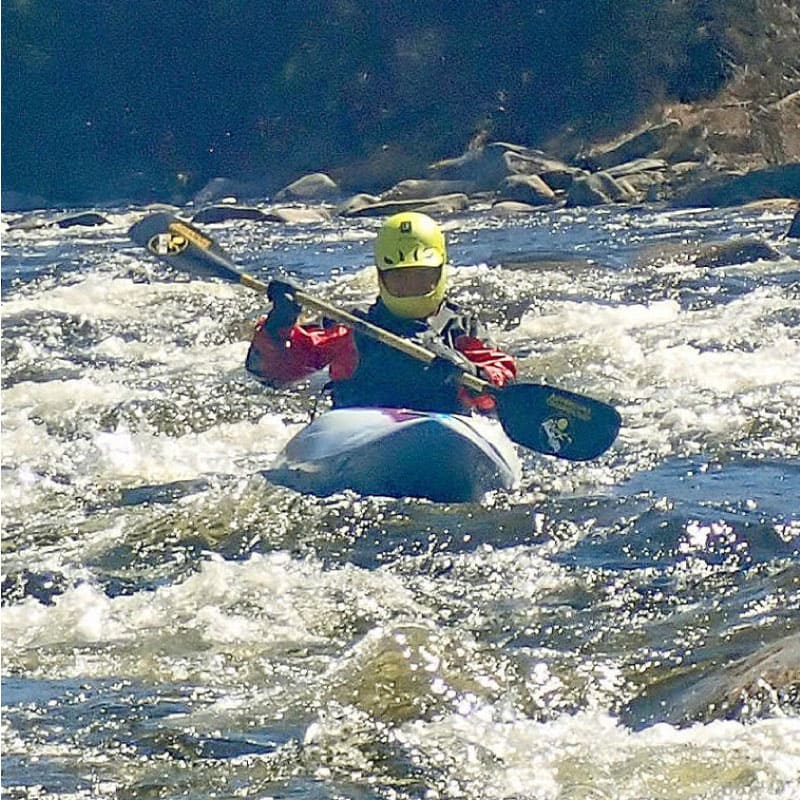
2;200;799;799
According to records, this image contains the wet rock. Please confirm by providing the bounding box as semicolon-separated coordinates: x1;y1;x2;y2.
1;569;69;606
605;158;669;178
190;203;331;225
539;167;585;192
8;211;111;231
427;141;579;193
579;120;683;170
274;172;340;202
56;212;110;228
693;238;783;268
567;172;636;206
336;193;382;216
496;174;558;205
192;176;271;205
786;207;800;238
489;200;551;216
427;145;509;187
499;143;575;177
192;205;267;223
339;194;470;217
685;633;800;724
672;163;800;208
381;178;476;201
261;206;331;224
624;632;800;729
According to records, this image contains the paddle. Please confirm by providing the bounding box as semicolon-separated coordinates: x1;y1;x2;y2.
130;212;622;460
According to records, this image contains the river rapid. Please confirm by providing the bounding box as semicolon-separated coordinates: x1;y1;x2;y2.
2;201;799;799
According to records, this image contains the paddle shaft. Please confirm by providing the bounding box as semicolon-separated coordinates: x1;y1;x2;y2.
178;252;492;393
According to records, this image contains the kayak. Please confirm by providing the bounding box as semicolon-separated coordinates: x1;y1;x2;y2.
265;407;522;502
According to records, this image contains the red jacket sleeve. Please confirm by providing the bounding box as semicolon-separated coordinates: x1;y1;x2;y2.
245;318;358;385
454;334;517;411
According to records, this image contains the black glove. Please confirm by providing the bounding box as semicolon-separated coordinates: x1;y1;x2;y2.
263;279;302;337
425;353;477;386
445;316;481;340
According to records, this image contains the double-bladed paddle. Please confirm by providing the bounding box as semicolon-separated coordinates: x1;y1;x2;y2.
129;212;622;460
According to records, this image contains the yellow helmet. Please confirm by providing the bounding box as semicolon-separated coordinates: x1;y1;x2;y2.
374;211;448;319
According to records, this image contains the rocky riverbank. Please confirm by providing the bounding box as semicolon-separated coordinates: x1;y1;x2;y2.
133;102;800;223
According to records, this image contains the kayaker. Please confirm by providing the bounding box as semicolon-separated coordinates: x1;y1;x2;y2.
245;211;517;414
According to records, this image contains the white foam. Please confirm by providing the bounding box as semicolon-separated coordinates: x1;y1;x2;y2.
396;707;800;799
91;412;294;483
2;272;239;320
0;551;421;681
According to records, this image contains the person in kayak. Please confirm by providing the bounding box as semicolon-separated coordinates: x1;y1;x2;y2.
245;211;517;414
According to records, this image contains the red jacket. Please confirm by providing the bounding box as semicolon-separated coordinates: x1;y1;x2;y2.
246;302;517;413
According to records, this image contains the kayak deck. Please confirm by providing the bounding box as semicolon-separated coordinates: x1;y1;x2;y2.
266;407;521;502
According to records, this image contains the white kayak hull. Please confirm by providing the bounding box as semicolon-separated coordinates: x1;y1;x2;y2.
266;407;521;502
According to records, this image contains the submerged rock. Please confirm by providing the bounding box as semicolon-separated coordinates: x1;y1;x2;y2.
624;632;800;728
693;238;783;268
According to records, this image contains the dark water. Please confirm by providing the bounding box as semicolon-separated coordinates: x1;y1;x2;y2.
2;202;799;799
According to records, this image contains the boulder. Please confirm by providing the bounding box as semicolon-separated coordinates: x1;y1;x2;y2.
566;172;636;206
336;193;382;216
427;141;578;192
489;200;549;216
672;163;800;208
539;167;585;191
381;178;476;201
499;144;576;177
192;205;266;223
605;158;669;178
262;206;331;224
339;194;470;218
192;176;270;205
580;120;683;170
427;145;508;187
55;212;111;228
274;172;340;202
496;174;558;205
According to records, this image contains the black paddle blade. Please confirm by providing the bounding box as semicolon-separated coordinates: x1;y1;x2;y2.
495;383;621;461
129;212;241;281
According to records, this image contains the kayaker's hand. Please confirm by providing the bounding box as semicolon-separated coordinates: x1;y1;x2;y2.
443;313;483;341
264;279;302;337
427;354;477;386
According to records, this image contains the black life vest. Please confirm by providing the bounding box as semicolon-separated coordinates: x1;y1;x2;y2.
330;300;489;413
